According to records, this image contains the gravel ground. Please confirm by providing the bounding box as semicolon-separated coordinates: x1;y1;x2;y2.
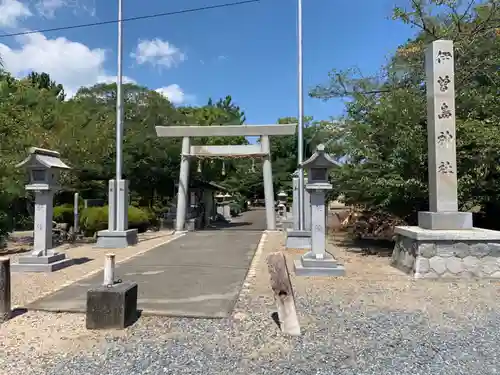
1;231;500;375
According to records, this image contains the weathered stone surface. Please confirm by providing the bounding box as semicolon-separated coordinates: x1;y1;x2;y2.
86;281;138;330
446;257;464;274
437;244;457;258
488;271;500;278
429;256;447;275
414;257;430;274
402;237;413;252
415;270;439;279
419;243;436;258
470;243;490;258
402;251;415;269
453;242;470;258
488;243;500;256
463;255;479;269
480;256;499;276
392;236;500;280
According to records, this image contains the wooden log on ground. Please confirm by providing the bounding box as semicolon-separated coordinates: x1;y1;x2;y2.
266;251;301;336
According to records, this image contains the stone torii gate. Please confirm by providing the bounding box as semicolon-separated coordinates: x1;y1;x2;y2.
155;124;296;232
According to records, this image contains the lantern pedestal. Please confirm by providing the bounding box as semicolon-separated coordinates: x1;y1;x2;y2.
12;251;73;272
294;251;345;276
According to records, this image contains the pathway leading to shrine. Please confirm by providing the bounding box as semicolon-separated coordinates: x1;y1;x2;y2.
26;208;267;318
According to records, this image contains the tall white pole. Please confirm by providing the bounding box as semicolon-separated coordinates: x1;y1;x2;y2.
116;0;124;227
297;0;305;231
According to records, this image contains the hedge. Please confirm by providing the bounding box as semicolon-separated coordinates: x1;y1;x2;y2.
53;204;74;224
79;205;151;236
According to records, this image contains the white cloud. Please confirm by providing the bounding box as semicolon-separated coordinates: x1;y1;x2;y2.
96;75;136;85
34;0;96;18
155;84;192;105
0;0;32;28
132;38;185;69
35;0;64;17
0;32;135;97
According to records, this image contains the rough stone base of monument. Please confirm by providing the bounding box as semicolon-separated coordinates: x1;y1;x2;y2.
392;226;500;279
294;251;345;276
86;281;138;330
95;229;139;248
418;211;473;230
285;229;311;250
11;252;73;272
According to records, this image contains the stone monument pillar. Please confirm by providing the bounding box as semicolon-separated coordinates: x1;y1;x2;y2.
12;147;74;272
293;144;345;276
417;40;472;230
392;40;500;279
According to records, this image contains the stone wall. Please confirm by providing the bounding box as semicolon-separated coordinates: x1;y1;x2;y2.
392;235;500;279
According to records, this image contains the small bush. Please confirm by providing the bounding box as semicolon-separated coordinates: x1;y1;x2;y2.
229;202;241;217
79;206;152;236
139;206;159;227
53;204;74;224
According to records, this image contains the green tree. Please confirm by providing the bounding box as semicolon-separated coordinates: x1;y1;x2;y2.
310;0;500;224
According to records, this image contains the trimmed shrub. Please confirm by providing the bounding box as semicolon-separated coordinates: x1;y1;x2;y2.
79;205;151;236
229;202;241;217
53;204;74;224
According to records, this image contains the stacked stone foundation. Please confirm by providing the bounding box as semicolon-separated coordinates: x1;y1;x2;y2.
392;234;500;279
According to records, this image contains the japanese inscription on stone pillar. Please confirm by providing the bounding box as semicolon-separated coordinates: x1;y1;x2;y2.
425;40;458;212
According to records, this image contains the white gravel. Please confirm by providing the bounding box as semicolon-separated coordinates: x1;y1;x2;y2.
1;232;500;375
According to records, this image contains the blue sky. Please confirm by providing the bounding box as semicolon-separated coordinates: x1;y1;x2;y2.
0;0;417;124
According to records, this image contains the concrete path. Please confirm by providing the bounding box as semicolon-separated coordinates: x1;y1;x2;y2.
27;209;267;318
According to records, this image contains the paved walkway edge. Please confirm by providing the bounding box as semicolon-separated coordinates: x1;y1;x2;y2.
233;231;269;317
17;233;186;310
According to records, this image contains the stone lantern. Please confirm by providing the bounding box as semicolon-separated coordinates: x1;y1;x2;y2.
12;147;73;272
215;192;231;220
277;190;287;218
294;144;345;276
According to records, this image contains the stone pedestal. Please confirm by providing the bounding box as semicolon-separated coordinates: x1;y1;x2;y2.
12;251;73;272
294;251;345;276
86;281;138;329
95;229;139;248
392;227;500;279
0;257;11;322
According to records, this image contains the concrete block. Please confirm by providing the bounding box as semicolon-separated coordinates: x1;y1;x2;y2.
86;281;138;330
95;229;138;248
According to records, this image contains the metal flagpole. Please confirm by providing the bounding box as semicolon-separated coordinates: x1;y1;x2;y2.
297;0;305;231
115;0;124;228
